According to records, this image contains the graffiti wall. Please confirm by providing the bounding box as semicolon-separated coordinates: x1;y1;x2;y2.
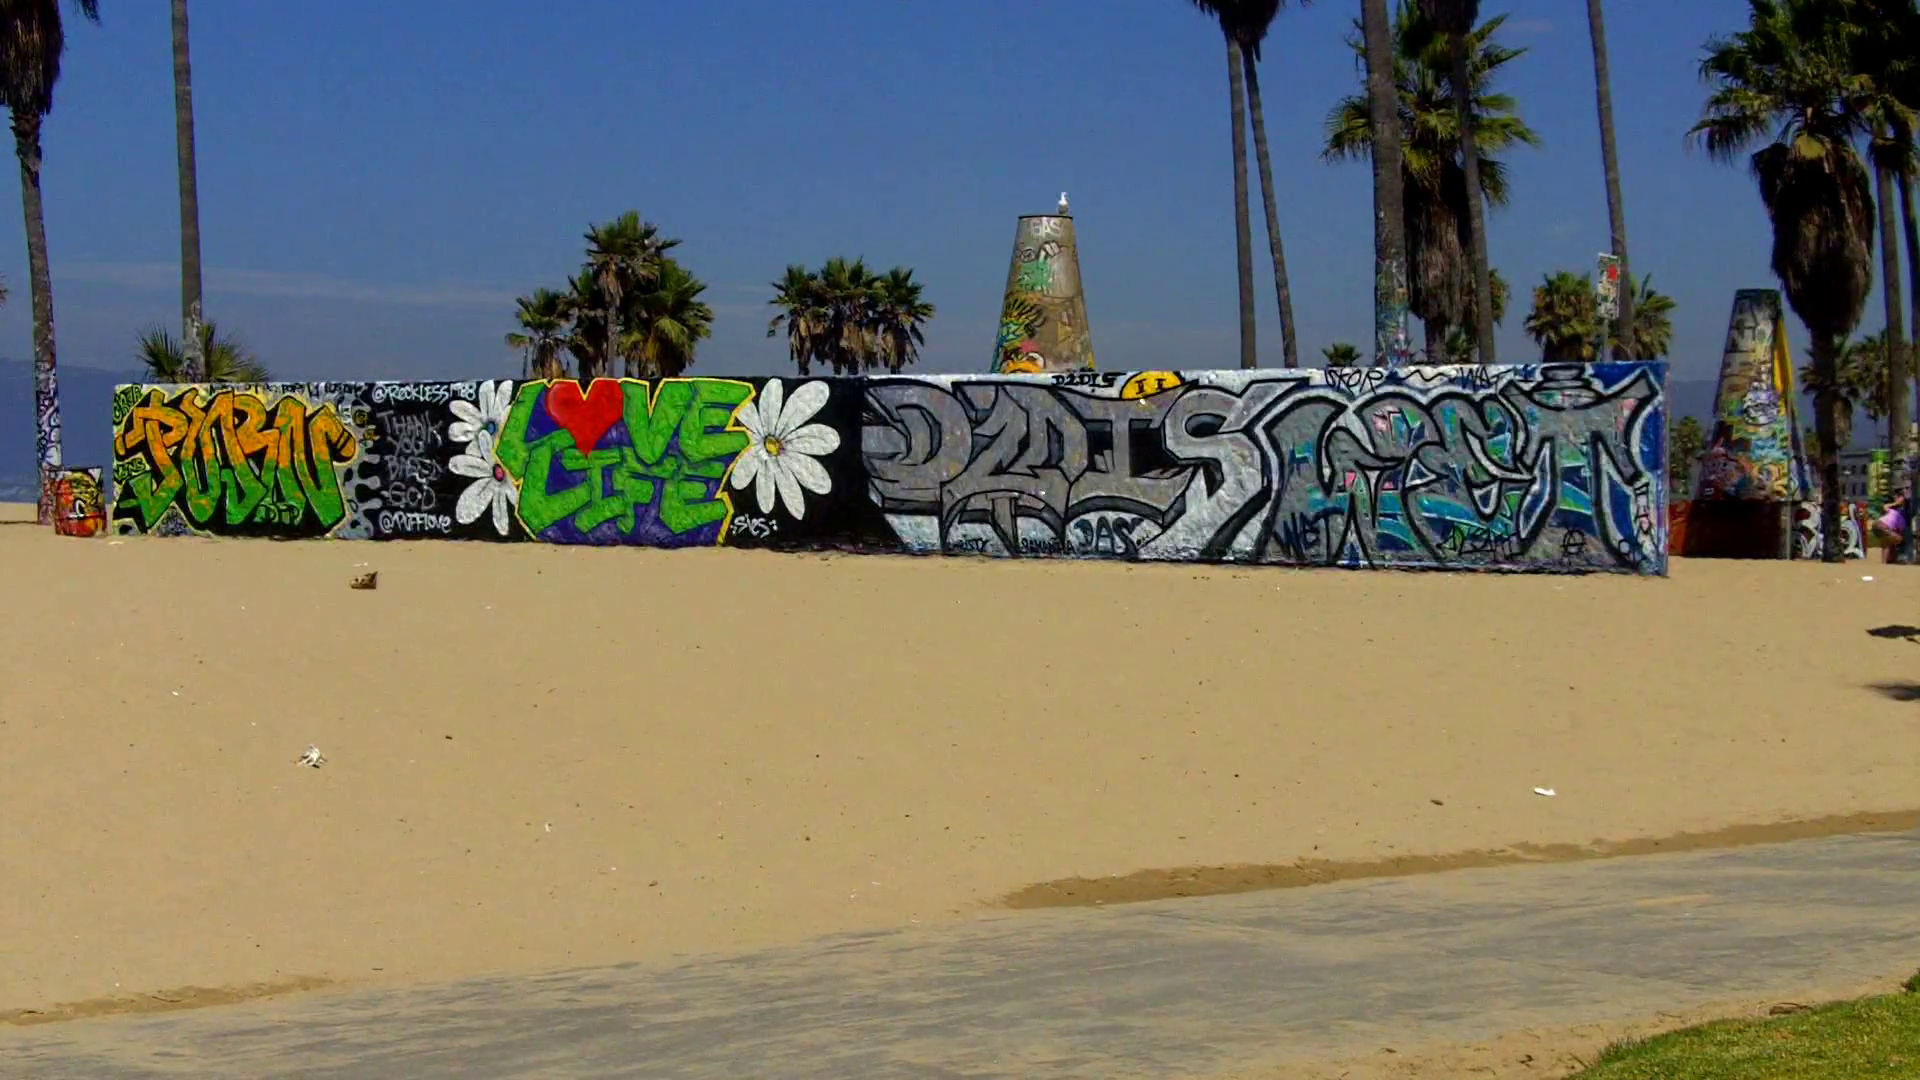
109;363;1670;573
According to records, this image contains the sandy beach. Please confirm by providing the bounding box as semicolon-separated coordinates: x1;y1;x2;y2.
3;501;1918;1022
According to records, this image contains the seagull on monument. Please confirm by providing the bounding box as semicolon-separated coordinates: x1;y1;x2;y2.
1058;191;1070;216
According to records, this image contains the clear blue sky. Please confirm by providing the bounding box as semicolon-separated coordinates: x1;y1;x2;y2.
0;0;1843;384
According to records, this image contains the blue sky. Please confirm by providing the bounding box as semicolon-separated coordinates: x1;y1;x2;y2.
0;0;1834;383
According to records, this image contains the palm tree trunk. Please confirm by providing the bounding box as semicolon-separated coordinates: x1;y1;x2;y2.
1240;50;1297;368
1451;35;1495;365
1360;0;1411;366
1586;0;1634;360
1873;146;1910;563
172;0;206;381
14;115;61;526
1423;317;1447;363
1226;38;1257;369
1899;171;1920;561
1812;333;1846;562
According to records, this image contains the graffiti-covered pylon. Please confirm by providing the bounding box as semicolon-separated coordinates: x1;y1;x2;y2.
1684;288;1814;557
992;193;1095;374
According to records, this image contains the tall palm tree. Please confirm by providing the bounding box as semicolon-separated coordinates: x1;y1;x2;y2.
619;257;714;378
506;288;569;379
1324;6;1537;362
135;321;269;383
1227;32;1257;368
582;211;674;377
171;0;205;381
1694;0;1879;560
1359;0;1412;365
768;264;827;375
1849;0;1919;558
1523;271;1600;361
1191;0;1303;367
2;0;100;524
1415;0;1495;364
1585;0;1636;361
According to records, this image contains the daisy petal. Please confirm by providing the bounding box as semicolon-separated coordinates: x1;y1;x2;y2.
781;423;840;457
449;453;492;479
447;420;478;445
730;444;763;491
772;458;808;519
490;485;512;535
734;397;767;441
449;399;481;425
786;450;833;496
753;458;778;515
756;379;785;436
777;380;830;435
455;477;493;525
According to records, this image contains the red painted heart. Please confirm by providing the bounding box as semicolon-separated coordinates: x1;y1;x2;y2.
545;379;624;454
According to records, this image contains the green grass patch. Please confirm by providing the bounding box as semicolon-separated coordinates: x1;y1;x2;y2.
1570;979;1920;1079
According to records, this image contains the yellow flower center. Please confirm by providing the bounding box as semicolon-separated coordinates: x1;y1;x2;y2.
765;434;785;457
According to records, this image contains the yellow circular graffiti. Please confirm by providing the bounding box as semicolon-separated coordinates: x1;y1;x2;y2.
1119;371;1183;399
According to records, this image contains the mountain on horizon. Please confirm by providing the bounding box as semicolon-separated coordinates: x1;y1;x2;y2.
0;358;144;502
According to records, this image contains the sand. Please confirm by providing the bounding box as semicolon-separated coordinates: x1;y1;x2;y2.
3;501;1919;1028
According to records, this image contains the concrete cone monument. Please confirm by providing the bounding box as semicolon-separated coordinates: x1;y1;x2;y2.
1685;288;1814;557
992;193;1095;373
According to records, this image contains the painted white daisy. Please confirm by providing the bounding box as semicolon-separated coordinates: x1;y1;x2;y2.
448;429;519;535
729;379;839;520
448;380;514;449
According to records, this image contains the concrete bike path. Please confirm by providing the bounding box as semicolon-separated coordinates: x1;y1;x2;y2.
5;831;1918;1079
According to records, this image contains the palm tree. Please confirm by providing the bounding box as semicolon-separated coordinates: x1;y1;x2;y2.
1693;0;1879;560
1322;341;1362;367
1190;0;1302;367
582;212;674;378
1359;0;1412;366
1325;6;1538;362
768;264;827;374
767;260;936;374
1606;273;1676;359
1848;0;1919;558
619;257;714;378
1415;0;1495;365
171;0;205;381
135;321;269;383
1585;0;1636;361
1524;271;1600;361
1440;266;1509;362
2;0;100;524
871;266;936;373
506;288;570;380
1799;330;1887;451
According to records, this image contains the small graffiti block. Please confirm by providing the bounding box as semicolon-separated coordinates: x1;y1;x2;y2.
51;466;106;538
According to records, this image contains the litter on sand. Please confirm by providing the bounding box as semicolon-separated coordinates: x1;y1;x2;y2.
1533;787;1557;798
297;746;327;768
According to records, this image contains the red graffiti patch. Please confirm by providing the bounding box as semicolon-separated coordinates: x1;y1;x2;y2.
546;379;624;453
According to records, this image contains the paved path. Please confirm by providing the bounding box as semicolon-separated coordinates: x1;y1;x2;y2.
6;832;1919;1079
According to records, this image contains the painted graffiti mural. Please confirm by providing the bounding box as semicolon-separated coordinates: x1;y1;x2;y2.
865;364;1665;572
111;365;1668;573
111;384;365;538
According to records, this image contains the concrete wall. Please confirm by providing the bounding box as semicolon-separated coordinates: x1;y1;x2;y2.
107;362;1669;573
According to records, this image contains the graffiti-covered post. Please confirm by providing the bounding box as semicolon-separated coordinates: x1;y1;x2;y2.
992;195;1095;374
1689;289;1811;557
